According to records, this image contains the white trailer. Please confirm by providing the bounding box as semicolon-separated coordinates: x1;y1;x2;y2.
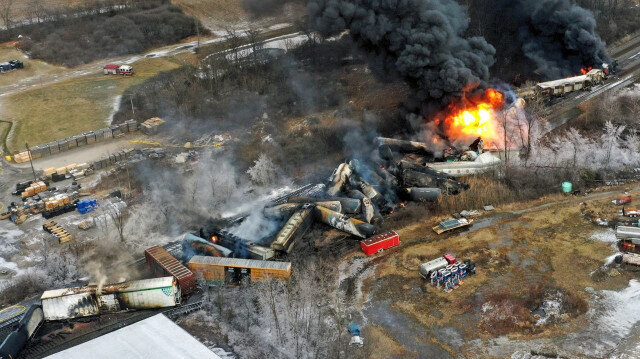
419;257;448;279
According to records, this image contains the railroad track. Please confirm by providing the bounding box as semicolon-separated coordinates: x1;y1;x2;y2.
19;301;204;359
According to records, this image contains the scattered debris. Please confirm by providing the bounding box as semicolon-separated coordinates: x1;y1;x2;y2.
77;218;95;230
613;196;633;205
433;218;473;234
483;205;495;211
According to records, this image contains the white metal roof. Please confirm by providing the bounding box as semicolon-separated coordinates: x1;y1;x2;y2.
118;65;133;70
189;255;291;271
537;75;588;89
45;314;221;359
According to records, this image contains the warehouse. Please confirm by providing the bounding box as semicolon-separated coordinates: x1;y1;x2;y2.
44;314;222;359
188;256;292;285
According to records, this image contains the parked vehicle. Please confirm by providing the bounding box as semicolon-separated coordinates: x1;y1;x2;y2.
103;64;134;76
0;60;24;73
348;323;364;347
360;231;400;255
145;246;196;296
118;65;134;76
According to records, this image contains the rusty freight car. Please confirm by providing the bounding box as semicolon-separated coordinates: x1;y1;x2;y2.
188;256;291;285
144;246;196;296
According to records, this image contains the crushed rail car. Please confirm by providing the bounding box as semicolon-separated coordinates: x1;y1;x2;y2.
0;305;43;359
144;246;196;296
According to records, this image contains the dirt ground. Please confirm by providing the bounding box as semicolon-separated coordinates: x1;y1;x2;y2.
345;184;640;358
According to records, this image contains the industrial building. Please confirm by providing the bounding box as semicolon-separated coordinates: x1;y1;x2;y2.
44;314;222;359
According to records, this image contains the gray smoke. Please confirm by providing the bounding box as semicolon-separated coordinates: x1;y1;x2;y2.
307;0;496;105
490;0;611;79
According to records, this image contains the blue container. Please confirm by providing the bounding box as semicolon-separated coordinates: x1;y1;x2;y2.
459;264;467;278
77;199;98;214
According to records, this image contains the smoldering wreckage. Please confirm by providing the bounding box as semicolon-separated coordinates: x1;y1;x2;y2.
0;129;492;357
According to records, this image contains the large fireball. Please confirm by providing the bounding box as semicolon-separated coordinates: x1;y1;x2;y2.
440;88;505;146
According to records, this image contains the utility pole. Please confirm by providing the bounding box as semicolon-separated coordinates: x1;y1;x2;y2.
24;142;38;182
130;95;135;118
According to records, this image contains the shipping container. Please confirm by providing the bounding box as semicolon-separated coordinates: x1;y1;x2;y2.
145;246;196;296
188;256;291;285
360;231;400;255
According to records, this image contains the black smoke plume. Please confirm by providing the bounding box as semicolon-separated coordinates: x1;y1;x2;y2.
474;0;611;80
307;0;496;107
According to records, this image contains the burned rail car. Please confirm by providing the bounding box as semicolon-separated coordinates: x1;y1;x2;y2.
188;256;291;285
0;305;43;359
40;277;180;321
144;246;196;296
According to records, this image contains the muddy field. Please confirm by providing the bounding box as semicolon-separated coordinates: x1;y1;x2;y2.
340;185;640;358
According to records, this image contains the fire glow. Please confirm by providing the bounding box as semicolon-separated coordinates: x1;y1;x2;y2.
440;88;505;144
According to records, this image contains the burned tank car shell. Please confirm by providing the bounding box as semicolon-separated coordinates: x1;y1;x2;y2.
0;305;43;359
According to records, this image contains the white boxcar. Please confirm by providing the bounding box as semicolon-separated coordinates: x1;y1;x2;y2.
115;277;181;309
41;277;180;321
41;289;100;321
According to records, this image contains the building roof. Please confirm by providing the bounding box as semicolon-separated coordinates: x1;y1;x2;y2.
44;314;221;359
119;65;133;70
189;255;291;271
103;64;119;69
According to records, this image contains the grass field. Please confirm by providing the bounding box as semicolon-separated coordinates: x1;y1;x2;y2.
2;55;184;153
0;43;65;88
355;185;638;356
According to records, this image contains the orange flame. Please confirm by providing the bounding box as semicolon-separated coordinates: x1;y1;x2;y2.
442;88;505;145
580;67;593;75
211;235;218;243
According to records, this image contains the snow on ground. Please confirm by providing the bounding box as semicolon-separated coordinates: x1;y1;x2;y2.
596;280;640;339
590;228;618;243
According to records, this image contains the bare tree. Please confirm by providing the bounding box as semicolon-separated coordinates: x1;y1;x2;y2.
107;205;127;243
0;0;14;29
246;27;263;64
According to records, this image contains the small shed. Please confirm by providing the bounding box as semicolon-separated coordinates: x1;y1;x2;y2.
103;64;119;75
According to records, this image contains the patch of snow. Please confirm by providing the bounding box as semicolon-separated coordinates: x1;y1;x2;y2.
590;229;617;243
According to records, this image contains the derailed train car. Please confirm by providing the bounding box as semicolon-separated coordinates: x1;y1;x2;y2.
0;305;43;359
40;277;180;321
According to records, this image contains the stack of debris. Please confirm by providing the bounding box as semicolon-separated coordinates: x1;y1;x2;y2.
43;221;73;243
141;117;165;135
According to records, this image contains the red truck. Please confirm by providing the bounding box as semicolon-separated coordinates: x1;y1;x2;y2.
360;231;399;255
